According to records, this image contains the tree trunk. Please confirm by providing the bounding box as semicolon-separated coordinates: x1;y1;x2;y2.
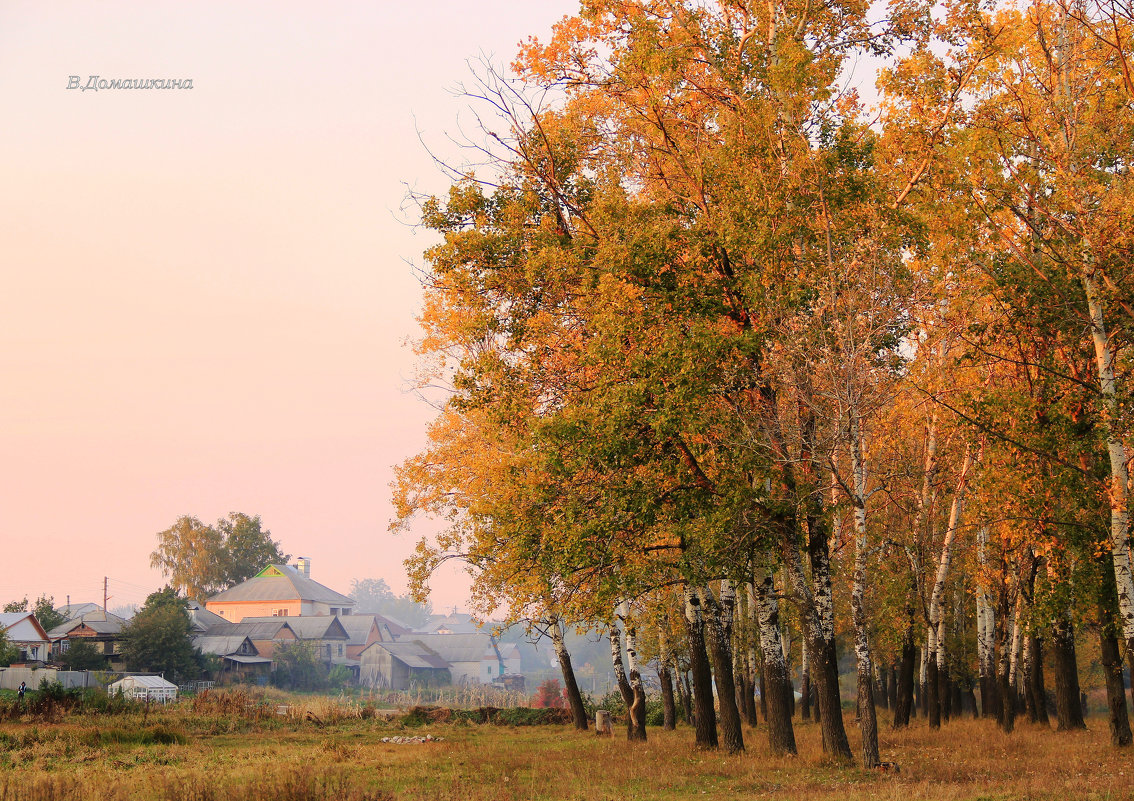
1022;630;1038;725
733;587;757;727
877;663;889;711
976;526;997;718
800;637;812;721
998;658;1016;734
848;416;880;767
1028;636;1048;725
1082;264;1134;714
1098;555;1132;746
658;624;676;731
918;645;928;718
705;582;743;754
1051;609;1086;731
550;617;588;731
676;659;693;725
926;631;940;729
789;513;852;760
893;566;918;728
927;444;975;731
684;585;718;748
745;592;760;726
609;612;636;741
619;601;648;742
758;662;768;721
888;665;898;711
752;573;797;755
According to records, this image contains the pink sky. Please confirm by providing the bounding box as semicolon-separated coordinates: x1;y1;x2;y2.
0;1;575;613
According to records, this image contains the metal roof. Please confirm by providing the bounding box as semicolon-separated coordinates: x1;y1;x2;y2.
238;615;348;640
204;620;295;640
186;602;228;632
404;634;497;665
224;655;272;664
47;617;124;639
205;564;355;606
366;641;449;670
192;635;256;656
335;614;382;646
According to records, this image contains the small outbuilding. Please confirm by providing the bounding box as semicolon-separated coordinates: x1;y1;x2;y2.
359;641;450;690
107;675;179;703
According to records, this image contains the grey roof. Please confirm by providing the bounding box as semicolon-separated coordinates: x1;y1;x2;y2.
239;615;348;641
421;612;482;634
336;615;382;646
193;635;257;657
204;620;295;640
56;602;105;618
406;633;497;664
364;641;449;670
47;615;125;639
186;601;228;632
224;655;272;664
205;565;355;606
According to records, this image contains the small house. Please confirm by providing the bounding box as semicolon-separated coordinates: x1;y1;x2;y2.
239;615;349;663
192;635;271;681
0;613;50;663
202;619;297;660
47;612;128;670
359;641;450;690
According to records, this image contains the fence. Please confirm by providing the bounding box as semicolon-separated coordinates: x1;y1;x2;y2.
0;667;163;692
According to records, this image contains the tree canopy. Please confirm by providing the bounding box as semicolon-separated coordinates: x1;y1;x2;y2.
150;513;288;600
120;587;202;683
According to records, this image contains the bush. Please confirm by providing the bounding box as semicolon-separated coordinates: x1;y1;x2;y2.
328;665;353;689
530;679;565;708
270;643;328;691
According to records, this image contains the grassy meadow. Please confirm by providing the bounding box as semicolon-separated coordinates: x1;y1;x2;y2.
0;690;1130;801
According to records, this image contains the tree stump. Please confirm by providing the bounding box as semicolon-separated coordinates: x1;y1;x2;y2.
595;709;613;736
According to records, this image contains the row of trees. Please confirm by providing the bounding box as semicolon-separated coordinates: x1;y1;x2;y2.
393;0;1134;766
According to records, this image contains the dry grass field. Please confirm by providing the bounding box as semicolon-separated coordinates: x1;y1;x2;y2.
0;694;1130;801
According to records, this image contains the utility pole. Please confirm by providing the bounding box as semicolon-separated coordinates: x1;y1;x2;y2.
103;577;109;620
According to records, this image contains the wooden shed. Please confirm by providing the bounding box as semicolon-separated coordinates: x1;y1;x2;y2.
359;641;450;690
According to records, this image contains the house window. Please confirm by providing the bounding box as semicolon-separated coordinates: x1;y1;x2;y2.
338;645;344;656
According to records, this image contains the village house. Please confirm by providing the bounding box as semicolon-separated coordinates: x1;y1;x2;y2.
192;634;271;681
0;613;50;664
202;619;297;660
404;633;508;685
237;615;349;664
359;640;450;690
204;559;355;621
46;608;128;670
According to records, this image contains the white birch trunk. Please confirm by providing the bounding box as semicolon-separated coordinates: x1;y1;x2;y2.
1008;601;1023;689
927;444;975;662
976;527;995;685
849;413;880;765
1083;264;1134;645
